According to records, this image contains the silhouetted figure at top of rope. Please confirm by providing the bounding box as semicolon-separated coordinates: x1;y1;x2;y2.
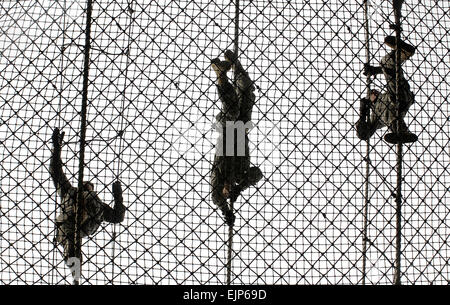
210;50;263;226
356;36;418;144
50;128;126;265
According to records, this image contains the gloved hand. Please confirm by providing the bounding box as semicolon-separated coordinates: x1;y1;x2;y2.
363;63;382;76
222;208;235;227
356;119;371;141
52;128;65;151
112;181;122;195
360;98;370;118
112;181;123;203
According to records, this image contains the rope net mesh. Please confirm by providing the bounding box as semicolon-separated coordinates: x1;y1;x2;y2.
0;0;448;284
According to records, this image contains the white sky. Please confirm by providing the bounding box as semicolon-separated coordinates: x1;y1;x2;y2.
0;0;448;284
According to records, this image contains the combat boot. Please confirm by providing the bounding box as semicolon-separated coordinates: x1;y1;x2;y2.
211;58;231;84
385;119;418;144
222;208;236;227
384;36;416;59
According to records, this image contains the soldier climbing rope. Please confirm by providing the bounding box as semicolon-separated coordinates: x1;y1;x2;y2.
50;0;133;285
358;0;419;285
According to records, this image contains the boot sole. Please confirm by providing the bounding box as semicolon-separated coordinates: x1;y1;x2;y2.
385;132;418;144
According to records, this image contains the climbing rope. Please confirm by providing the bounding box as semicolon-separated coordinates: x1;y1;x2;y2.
360;1;412;285
361;0;372;286
52;0;68;285
392;1;403;286
110;0;135;284
53;1;134;284
226;0;240;286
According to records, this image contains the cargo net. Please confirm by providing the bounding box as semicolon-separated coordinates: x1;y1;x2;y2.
0;0;448;284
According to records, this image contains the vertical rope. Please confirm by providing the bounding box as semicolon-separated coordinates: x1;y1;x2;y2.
226;0;240;286
361;0;372;286
110;0;134;285
57;0;67;144
233;0;239;57
393;3;403;285
74;0;93;286
394;138;403;285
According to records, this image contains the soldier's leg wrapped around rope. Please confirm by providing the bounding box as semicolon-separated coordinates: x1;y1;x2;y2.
210;58;239;226
223;50;263;202
381;37;418;143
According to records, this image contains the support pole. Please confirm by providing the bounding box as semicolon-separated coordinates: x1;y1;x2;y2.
226;0;240;286
361;0;372;286
74;0;93;285
392;1;403;286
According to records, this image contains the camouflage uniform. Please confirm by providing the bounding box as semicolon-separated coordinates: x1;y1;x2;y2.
356;50;415;140
211;78;239;219
231;63;263;196
211;54;262;224
50;134;125;264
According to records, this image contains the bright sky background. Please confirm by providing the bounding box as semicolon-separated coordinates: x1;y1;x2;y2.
0;0;448;284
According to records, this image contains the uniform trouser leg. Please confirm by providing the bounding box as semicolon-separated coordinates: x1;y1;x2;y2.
216;80;240;123
63;239;75;265
234;64;256;124
61;231;80;280
381;51;414;116
211;169;227;212
233;66;260;190
211;156;237;226
234;134;263;191
211;155;233;212
380;51;415;133
234;132;250;187
56;221;75;265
